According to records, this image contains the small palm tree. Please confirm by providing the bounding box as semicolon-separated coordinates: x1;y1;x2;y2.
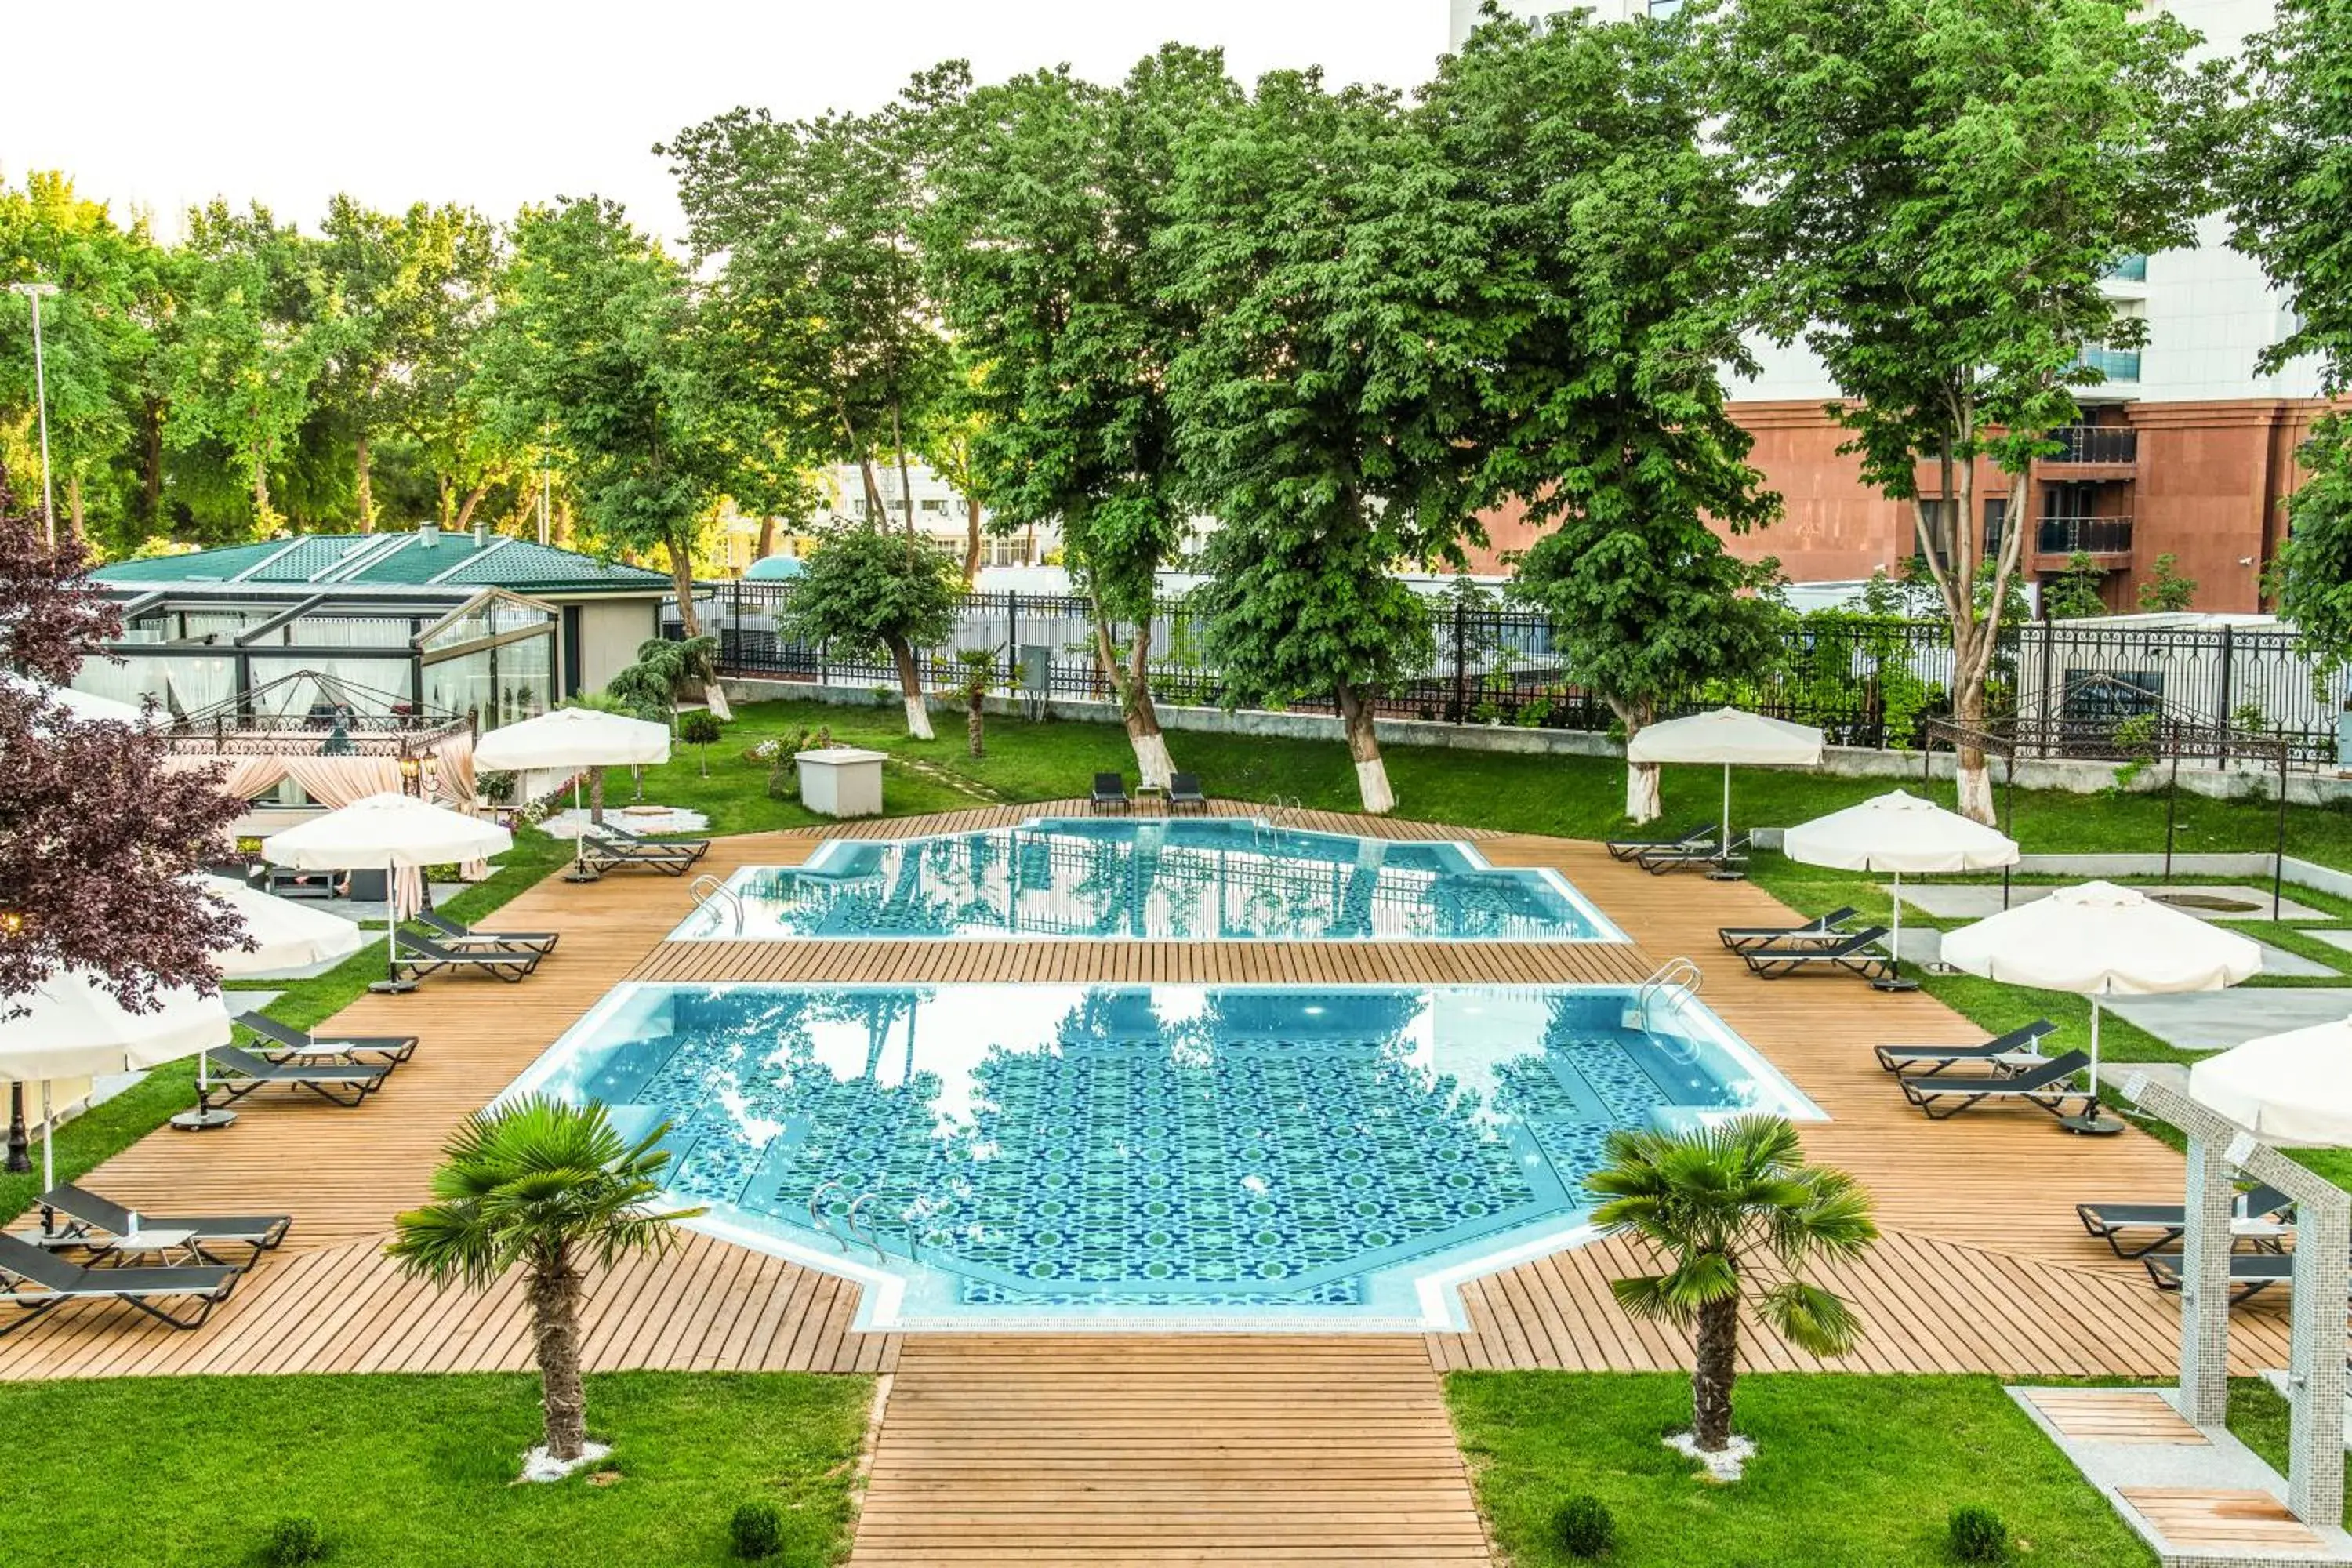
388;1098;701;1463
1588;1116;1877;1455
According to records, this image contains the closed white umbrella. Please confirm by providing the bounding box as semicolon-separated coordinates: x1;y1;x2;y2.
190;874;366;976
2190;1015;2352;1148
1782;789;2020;992
1944;880;2263;1134
0;971;229;1182
1626;708;1824;865
474;708;671;880
265;794;513;995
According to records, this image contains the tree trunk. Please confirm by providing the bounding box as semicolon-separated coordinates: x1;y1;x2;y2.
967;688;985;757
1691;1292;1740;1453
1335;681;1394;815
890;405;917;538
65;474;84;539
756;511;776;563
1093;617;1174;789
665;534;703;638
858;457;885;525
452;476;495;532
1617;703;1662;822
526;1242;589;1461
140;398;165;528
886;634;934;740
354;430;374;532
252;459;271;531
962;495;983;586
589;766;605;827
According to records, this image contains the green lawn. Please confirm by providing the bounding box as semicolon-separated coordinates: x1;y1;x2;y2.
1447;1370;2154;1566
0;1371;869;1567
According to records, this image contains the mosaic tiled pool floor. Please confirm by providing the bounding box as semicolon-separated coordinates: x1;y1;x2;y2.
666;818;1622;942
503;982;1817;1330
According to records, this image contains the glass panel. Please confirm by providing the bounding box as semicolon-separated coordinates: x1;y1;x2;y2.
488;631;553;731
73;652;234;721
251;614;416;650
422;648;494;732
245;656;416;718
422;596;553;652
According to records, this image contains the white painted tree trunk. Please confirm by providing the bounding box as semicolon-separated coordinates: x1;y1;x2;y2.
902;694;934;742
1625;760;1662;824
1355;757;1396;815
705;684;734;723
1956;758;1995;824
1131;728;1174;792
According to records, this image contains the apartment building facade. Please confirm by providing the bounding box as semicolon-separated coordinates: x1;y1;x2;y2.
1449;0;2332;611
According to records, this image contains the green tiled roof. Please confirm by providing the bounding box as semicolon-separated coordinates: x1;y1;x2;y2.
95;532;672;595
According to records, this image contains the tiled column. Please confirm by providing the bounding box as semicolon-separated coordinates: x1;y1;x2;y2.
2178;1134;2234;1425
2289;1187;2350;1525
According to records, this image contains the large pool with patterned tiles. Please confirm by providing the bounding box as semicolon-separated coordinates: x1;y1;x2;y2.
503;982;1818;1331
665;818;1622;942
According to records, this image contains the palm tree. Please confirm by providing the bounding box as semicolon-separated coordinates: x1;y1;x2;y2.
387;1098;701;1463
1587;1116;1877;1455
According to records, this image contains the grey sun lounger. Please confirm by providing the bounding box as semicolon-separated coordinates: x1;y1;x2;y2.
417;909;559;956
2080;1184;2293;1261
1875;1019;2059;1075
1638;834;1751;876
235;1010;416;1065
1606;823;1714;862
35;1182;291;1268
2142;1249;2334;1305
1899;1051;2096;1120
394;930;539;983
0;1232;239;1338
1167;772;1208;814
200;1044;395;1111
578;828;706;877
1740;926;1894;982
1090;772;1131;814
1719;906;1859;953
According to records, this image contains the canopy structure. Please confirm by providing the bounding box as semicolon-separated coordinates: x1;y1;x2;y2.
1944;880;2262;1134
190;874;366;977
0;971;229;1186
1626;708;1824;868
1781;789;2020;991
265;794;513;995
475;707;671;881
2188;1014;2352;1148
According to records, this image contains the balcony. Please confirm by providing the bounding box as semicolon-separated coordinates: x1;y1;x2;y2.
2078;346;2142;383
2036;516;2134;557
2103;254;2149;283
2045;425;2138;464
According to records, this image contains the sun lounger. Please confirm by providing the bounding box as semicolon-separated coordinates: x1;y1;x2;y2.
577;828;705;877
1718;906;1859;953
1606;823;1715;862
2141;1248;2338;1305
1874;1019;2058;1075
1167;772;1208;815
234;1010;416;1066
2078;1184;2293;1260
1090;772;1130;814
1638;834;1751;876
34;1182;291;1268
1740;926;1894;982
1898;1051;2096;1120
393;931;539;983
417;909;559;956
0;1232;239;1338
199;1044;395;1111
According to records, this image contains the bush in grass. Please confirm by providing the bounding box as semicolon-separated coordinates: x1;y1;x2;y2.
678;710;724;776
1948;1504;2009;1563
262;1513;326;1566
729;1500;785;1560
1552;1494;1616;1559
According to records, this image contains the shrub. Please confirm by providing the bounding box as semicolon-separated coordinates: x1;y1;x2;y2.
262;1514;326;1566
729;1500;785;1560
1552;1494;1616;1559
1947;1504;2008;1563
678;710;724;746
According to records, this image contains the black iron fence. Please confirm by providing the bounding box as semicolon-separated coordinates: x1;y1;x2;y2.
668;581;2350;766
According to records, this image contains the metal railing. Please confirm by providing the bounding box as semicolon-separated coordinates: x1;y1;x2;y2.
688;874;744;937
2046;426;2138;464
2036;516;2136;556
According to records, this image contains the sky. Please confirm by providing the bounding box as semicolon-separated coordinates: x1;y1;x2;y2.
2;0;1449;246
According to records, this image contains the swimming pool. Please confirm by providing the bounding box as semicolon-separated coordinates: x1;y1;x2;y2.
502;982;1819;1330
667;818;1623;942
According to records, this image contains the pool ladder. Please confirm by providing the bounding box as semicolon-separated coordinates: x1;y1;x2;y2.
1628;956;1703;1033
808;1181;888;1265
1251;796;1304;852
689;873;745;936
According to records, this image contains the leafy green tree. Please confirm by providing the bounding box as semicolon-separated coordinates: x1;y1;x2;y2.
161;201;347;532
1162;70;1486;813
388;1098;699;1465
2045;551;2111;619
1428;13;1783;821
1588;1116;1877;1456
2232;0;2352;670
2136;551;2198;612
786;523;960;737
1711;0;2223;821
924;47;1240;790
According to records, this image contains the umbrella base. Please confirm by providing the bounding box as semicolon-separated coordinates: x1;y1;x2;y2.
561;869;601;884
169;1107;238;1132
1871;978;1922;993
368;978;419;996
2060;1111;2128;1137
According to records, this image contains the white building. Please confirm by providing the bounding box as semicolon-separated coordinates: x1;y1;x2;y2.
822;461;1057;569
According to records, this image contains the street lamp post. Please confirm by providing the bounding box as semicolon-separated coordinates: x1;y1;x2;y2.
9;281;60;546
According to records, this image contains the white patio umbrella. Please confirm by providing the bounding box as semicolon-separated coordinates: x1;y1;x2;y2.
264;793;513;994
1944;880;2263;1134
2;671;149;727
189;874;367;977
1781;789;2020;992
0;971;229;1183
2190;1015;2352;1147
1626;708;1824;861
474;707;672;880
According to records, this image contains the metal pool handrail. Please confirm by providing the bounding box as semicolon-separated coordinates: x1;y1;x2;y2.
843;1192;890;1265
1633;956;1704;1033
690;873;745;936
808;1180;849;1247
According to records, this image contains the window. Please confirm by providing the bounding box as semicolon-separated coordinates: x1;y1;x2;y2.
920;497;950;515
1982;498;2009;556
1917;499;1957;566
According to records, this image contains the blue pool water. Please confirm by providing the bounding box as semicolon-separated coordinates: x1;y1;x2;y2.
503;982;1817;1330
667;818;1621;942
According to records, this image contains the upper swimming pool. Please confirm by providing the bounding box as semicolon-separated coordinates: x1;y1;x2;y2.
668;818;1623;942
502;981;1820;1331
